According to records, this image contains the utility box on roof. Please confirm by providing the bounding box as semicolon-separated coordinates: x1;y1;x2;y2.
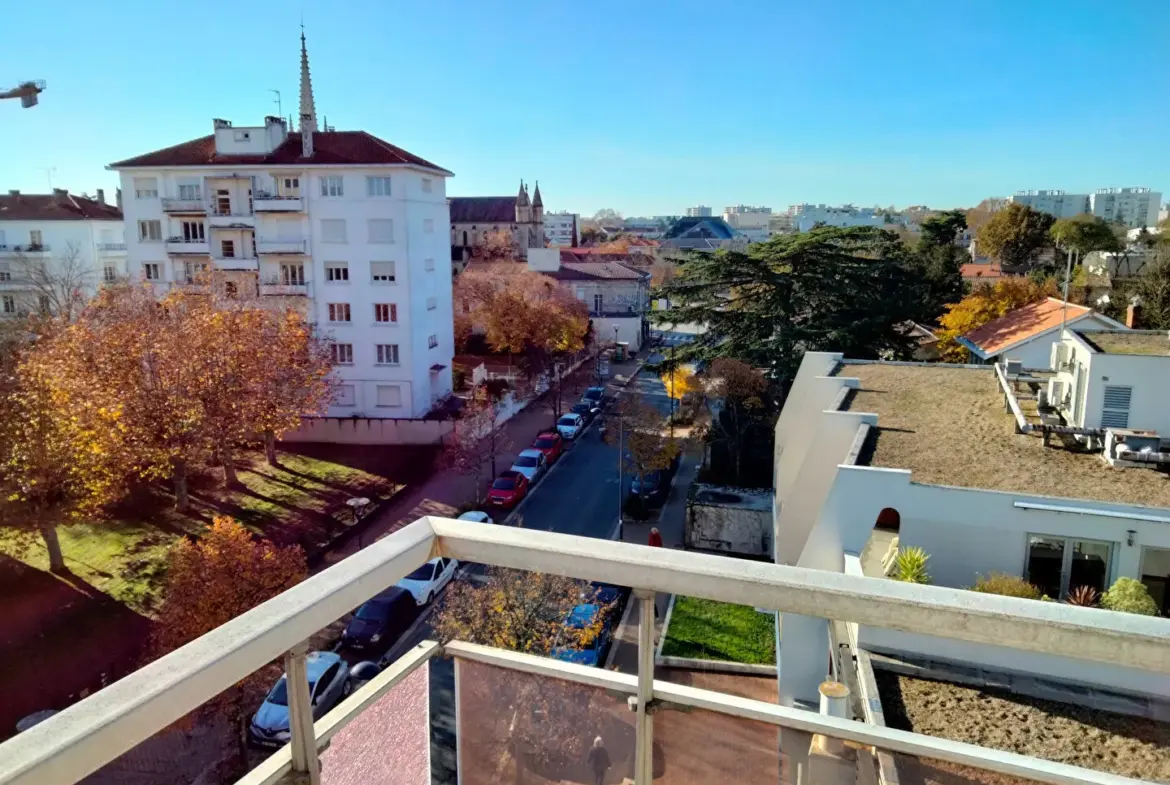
685;484;773;557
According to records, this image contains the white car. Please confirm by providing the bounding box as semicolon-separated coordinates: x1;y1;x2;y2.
510;448;548;483
556;413;584;440
395;557;459;606
456;510;492;523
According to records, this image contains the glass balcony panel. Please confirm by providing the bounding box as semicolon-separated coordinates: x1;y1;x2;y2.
455;659;636;785
652;706;783;785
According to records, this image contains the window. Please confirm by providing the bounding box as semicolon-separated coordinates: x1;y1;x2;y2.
36;295;50;314
184;262;208;283
29;230;43;247
138;220;162;241
375;344;400;365
424;257;435;272
281;263;305;285
1026;535;1113;599
421;178;433;193
325;262;349;282
423;218;434;234
280;176;301;194
593;293;604;313
575;287;586;300
376;385;402;407
330;343;354;365
428;334;438;349
327;303;352;323
368;219;395;244
334;384;356;406
320;219;347;243
374;303;397;323
1100;385;1132;428
178;183;201;200
233;130;251;142
143;263;161;281
134;177;158;199
1;295;14;314
220;240;235;258
103;265;117;282
181;220;205;242
320;176;344;197
366;176;392;197
426;296;437;311
370;261;396;283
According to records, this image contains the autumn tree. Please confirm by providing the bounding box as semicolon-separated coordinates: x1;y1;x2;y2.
700;359;769;485
1050;214;1123;256
443;390;510;504
470;230;516;263
965;198;1003;234
935;277;1058;362
609;398;680;500
976;202;1055;271
11;242;94;322
592;208;623;225
1132;255;1170;331
153;516;307;771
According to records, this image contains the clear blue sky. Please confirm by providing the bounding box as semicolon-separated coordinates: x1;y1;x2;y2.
3;0;1168;216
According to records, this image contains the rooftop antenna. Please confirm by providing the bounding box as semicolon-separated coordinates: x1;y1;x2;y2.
44;166;57;190
0;79;46;108
268;89;282;119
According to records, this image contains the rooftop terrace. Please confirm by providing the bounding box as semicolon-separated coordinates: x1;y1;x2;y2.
839;362;1170;508
1078;330;1170;357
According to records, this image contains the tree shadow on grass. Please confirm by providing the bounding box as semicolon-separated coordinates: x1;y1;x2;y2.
0;554;154;741
279;443;440;486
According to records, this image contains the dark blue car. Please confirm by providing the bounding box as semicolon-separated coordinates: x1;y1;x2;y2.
551;603;612;667
341;588;418;652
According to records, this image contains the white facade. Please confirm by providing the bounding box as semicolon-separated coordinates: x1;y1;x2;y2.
1089;187;1161;229
787;203;892;232
0;190;125;316
543;211;578;246
684;205;712;217
722;205;772;243
1008;190;1089;218
112;120;454;420
1051;329;1170;435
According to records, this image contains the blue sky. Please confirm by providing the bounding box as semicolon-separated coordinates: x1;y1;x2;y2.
3;0;1168;216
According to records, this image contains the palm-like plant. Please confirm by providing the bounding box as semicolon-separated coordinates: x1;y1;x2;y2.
893;547;931;585
1066;585;1100;607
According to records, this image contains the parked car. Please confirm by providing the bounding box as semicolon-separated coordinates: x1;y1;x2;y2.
341;587;419;651
556;413;584;440
457;510;493;523
486;470;530;508
551;603;613;667
630;455;681;503
510;448;548;483
571;401;600;424
531;431;565;463
396;557;459;606
347;661;381;692
249;651;351;747
582;386;608;408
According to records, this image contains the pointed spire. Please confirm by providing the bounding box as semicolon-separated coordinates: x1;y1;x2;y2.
516;179;530;207
298;27;318;134
532;181;543;208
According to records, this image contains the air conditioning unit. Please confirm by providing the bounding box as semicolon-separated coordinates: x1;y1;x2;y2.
1050;342;1069;371
1004;358;1023;376
1047;378;1066;408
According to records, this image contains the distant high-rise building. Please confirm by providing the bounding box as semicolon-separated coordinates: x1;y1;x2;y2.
684;205;712;217
1008;190;1089;219
721;205;772;242
1089;188;1161;229
543;211;578;246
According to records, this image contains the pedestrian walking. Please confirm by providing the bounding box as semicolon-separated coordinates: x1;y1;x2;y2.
587;736;611;785
647;527;663;548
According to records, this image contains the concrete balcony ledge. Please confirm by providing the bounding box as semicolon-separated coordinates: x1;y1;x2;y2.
164;239;209;254
160;198;206;214
0;244;50;254
208;212;255;228
212;256;259;271
256;239;308;254
259;281;312;296
253;195;305;212
96;242;127;252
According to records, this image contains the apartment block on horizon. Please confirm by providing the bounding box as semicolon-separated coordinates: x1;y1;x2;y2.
108;34;455;419
1010;187;1161;228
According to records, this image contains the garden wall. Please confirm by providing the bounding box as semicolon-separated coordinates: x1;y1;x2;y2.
284;417;454;446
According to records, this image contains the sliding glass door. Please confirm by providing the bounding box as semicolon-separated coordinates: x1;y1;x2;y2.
1025;535;1113;599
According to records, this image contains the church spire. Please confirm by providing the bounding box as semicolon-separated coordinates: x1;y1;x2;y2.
298;27;318;134
516;179;530;207
532;181;543;208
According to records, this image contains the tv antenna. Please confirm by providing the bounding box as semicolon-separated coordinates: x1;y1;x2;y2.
44;167;57;190
1;80;46;108
268;89;282;119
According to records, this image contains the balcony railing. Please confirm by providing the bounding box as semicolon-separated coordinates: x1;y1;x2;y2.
208;210;255;227
259;280;312;296
255;238;308;254
211;254;259;270
163;237;209;254
160;198;206;214
95;242;127;252
0;244;50;254
1;518;1165;785
253;193;305;212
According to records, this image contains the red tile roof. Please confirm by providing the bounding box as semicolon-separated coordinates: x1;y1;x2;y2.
961;261;1005;280
0;192;122;221
109;131;451;173
962;298;1092;357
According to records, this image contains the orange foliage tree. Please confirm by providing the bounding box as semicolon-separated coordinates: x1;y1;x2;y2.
935;277;1057;362
153;516;307;770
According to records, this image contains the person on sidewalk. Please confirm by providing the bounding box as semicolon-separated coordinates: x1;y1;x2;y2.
587;736;611;785
647;527;663;548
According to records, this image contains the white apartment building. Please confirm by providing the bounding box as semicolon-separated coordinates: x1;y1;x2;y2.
788;203;891;232
542;211;578;246
1008;190;1089;218
1089;187;1161;229
108;33;455;419
0;189;125;316
721;204;772;242
684;205;712;217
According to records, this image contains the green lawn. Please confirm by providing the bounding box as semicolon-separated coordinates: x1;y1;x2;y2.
660;596;776;665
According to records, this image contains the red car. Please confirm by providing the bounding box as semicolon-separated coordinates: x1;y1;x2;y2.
531;431;565;464
486;470;530;508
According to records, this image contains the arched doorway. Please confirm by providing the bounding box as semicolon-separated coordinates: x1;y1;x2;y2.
875;507;901;531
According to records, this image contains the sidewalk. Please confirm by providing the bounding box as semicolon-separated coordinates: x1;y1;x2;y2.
321;357;640;566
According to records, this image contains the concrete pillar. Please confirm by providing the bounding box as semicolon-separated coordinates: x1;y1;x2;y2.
634;589;656;785
284;642;321;785
778;613;829;707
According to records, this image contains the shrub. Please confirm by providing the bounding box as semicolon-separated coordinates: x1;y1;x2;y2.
452;367;467;391
1066;584;1099;607
892;547;931;585
971;573;1042;600
1100;577;1158;616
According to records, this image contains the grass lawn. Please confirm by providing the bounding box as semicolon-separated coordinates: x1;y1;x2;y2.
660;596;776;665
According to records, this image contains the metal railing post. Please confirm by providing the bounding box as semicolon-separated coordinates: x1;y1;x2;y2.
284;642;321;785
634;589;656;785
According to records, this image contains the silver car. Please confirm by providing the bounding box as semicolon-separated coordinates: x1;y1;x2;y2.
249;651;351;747
510;448;548;483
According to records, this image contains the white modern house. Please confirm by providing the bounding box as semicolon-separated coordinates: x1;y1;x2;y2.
957;297;1126;368
773;351;1170;709
108;33;454;420
0;189;125;316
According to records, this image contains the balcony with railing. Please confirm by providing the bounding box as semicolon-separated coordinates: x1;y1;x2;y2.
160;198;207;214
208;209;255;228
163;237;210;255
95;242;127;253
256;238;308;255
253;192;305;213
1;518;1166;785
259;276;312;296
211;254;259;271
0;244;50;255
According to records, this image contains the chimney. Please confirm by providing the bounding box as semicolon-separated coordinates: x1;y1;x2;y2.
116;187;123;211
53;188;69;205
96;189;105;204
300;114;314;158
1127;302;1143;329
